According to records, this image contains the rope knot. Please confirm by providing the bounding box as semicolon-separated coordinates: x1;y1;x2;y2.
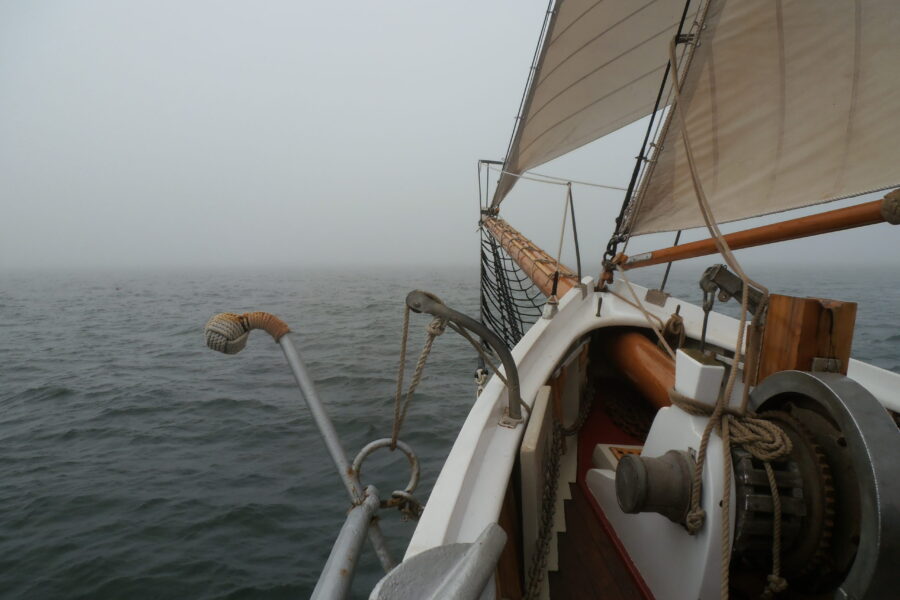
426;317;448;337
685;508;706;534
730;416;793;462
205;313;251;354
204;311;290;355
761;574;788;598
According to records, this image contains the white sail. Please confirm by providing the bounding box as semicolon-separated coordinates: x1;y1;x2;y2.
627;0;900;235
492;0;691;206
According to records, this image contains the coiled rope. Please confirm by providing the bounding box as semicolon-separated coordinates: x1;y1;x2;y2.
669;389;792;597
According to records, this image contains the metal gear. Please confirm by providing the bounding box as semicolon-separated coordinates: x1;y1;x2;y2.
771;401;861;593
730;408;837;589
759;409;837;584
750;371;900;599
730;446;806;561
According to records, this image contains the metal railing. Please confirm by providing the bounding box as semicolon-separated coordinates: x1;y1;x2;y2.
204;297;515;599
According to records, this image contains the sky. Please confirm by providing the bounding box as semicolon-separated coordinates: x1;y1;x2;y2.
1;0;897;272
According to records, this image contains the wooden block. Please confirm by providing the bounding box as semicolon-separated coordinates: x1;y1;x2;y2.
757;294;857;383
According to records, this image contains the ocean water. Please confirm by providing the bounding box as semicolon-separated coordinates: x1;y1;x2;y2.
1;265;897;599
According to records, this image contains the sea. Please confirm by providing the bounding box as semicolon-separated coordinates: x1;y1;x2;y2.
1;265;898;599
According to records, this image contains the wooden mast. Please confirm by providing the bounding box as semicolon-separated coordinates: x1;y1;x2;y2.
481;217;580;298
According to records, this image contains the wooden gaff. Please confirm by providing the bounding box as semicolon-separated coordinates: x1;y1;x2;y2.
621;195;897;271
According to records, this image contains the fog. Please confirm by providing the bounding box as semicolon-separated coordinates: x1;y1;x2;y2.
1;1;896;272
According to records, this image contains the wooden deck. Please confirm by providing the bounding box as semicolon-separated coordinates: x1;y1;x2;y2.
549;482;646;600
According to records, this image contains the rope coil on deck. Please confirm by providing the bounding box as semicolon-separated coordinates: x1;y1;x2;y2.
205;311;290;354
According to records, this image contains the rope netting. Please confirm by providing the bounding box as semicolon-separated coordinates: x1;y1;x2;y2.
479;228;544;350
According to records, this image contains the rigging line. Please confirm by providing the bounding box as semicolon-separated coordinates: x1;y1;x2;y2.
495;0;558;209
553;183;570;296
569;184;583;281
605;0;696;261
477;162;483;210
623;14;701;248
612;266;676;360
665;16;781;599
658;230;682;292
487;164;627;191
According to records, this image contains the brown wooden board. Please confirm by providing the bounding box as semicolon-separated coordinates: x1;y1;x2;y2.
757;294;856;383
549;483;645;600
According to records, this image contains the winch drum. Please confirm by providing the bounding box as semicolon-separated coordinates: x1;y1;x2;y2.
749;371;900;599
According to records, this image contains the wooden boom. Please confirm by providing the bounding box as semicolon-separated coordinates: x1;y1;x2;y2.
622;192;899;271
481;217;580;298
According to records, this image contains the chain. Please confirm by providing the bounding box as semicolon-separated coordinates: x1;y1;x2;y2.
524;423;564;600
524;385;593;600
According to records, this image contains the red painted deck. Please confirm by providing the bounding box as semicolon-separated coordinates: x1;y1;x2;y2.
549;377;656;599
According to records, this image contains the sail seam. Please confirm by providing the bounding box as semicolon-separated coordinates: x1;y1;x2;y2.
517;65;668;160
492;0;561;208
535;0;659;88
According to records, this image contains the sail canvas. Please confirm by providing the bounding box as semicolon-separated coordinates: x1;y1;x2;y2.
627;0;900;235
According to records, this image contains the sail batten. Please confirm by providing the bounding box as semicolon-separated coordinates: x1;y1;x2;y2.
492;0;691;207
626;0;900;235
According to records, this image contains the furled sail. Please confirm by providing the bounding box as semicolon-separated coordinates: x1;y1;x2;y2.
491;0;692;207
626;0;900;235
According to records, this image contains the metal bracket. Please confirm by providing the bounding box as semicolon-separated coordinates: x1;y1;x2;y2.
699;264;765;315
406;290;524;426
645;288;670;307
811;357;843;373
541;298;558;320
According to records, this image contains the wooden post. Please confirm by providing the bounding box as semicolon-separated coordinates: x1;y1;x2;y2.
756;295;857;383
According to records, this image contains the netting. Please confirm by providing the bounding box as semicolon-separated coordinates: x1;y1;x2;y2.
479;228;545;350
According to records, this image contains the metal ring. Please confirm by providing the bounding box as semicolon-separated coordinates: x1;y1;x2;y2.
351;438;420;495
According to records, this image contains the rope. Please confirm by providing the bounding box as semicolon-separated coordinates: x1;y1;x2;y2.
390;305;447;450
602;0;697;268
447;323;508;387
548;183;572;301
568;184;583;280
205;311;290;354
610;266;676;360
660;14;786;596
479;226;545;350
669;386;793;599
488;164;627;192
